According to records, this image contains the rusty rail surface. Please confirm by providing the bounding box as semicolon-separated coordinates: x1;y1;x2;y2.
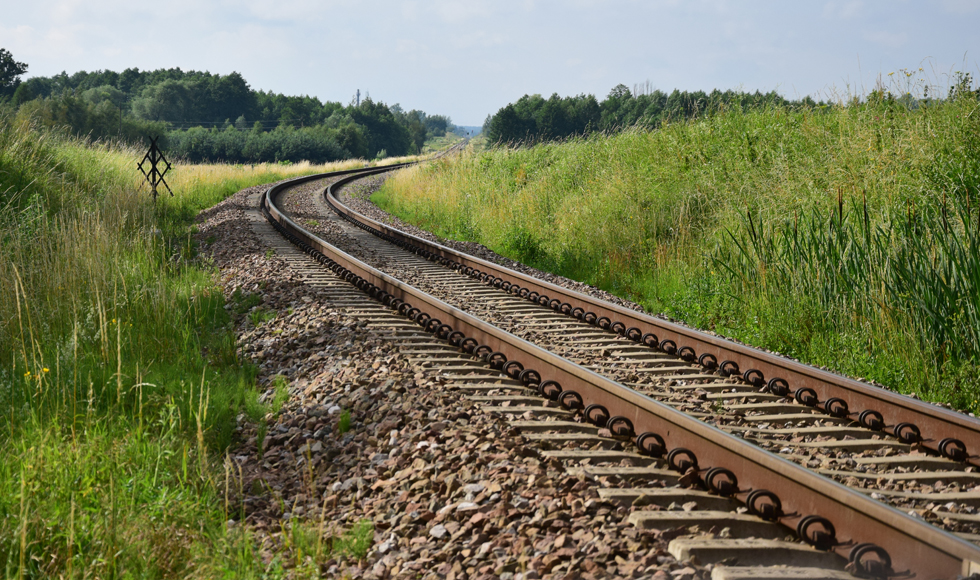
260;166;980;578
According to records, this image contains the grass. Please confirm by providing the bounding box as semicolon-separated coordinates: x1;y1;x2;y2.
374;77;980;412
0;113;396;578
248;307;276;327
337;409;352;434
279;518;374;577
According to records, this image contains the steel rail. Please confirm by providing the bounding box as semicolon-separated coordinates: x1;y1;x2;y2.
262;166;980;578
322;173;980;469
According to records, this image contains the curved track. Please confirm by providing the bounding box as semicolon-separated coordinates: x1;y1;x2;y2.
260;163;980;579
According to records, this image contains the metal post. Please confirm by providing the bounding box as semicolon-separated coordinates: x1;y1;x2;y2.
137;136;173;200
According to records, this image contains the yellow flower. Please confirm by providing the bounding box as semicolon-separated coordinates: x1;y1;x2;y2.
112;318;117;324
42;368;49;373
24;371;30;377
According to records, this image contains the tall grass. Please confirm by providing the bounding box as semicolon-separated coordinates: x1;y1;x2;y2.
374;86;980;410
0;114;387;578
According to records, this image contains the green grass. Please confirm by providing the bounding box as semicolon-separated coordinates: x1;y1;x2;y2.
248;307;276;327
337;409;352;434
374;83;980;412
0;114;374;578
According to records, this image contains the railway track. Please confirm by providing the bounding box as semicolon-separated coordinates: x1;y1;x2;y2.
258;163;980;579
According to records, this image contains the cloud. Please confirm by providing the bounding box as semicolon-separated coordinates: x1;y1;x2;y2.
431;0;496;24
822;0;864;20
864;30;909;50
941;0;980;14
448;30;507;51
237;0;342;23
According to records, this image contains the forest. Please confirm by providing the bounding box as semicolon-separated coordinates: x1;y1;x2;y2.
0;49;454;163
483;83;822;144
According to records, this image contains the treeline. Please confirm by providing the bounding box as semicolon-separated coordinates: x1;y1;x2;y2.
483;84;821;144
1;50;455;162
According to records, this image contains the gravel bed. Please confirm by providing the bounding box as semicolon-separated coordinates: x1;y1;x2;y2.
195;184;711;579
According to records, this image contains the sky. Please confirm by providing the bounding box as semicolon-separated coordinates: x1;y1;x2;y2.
2;0;979;126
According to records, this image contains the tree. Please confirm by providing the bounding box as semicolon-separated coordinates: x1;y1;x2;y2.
487;103;535;144
131;80;194;123
11;83;35;107
203;72;257;123
536;94;570;140
0;48;28;98
600;84;635;130
81;85;126;108
424;114;451;136
336;123;368;159
349;99;412;157
406;118;427;154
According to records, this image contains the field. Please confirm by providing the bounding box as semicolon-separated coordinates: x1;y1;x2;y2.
373;85;980;412
0;115;400;578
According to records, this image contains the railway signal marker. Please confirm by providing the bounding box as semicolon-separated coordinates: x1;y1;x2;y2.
138;136;173;200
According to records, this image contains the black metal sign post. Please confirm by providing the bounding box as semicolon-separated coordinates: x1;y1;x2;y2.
137;136;172;200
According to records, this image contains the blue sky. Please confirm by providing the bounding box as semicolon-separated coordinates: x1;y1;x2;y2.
2;0;978;125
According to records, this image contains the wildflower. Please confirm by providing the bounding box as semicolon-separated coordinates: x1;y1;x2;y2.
112;318;116;324
43;368;49;373
24;371;30;377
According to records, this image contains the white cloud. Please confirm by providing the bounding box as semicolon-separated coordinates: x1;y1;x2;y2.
431;0;496;24
822;0;864;20
864;30;909;50
941;0;980;14
237;0;341;22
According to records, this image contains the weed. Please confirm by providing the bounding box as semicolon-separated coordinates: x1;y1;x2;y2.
333;519;374;559
278;518;373;575
249;307;277;327
256;421;269;458
270;375;290;414
338;409;352;434
230;288;264;315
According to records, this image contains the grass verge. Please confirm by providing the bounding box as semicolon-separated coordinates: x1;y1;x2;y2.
0;114;386;577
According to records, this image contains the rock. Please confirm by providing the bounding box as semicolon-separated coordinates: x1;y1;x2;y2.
429;524;448;539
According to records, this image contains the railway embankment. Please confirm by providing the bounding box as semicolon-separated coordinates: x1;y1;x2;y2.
372;92;980;415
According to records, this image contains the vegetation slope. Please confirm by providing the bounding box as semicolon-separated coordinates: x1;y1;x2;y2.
0;113;385;577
